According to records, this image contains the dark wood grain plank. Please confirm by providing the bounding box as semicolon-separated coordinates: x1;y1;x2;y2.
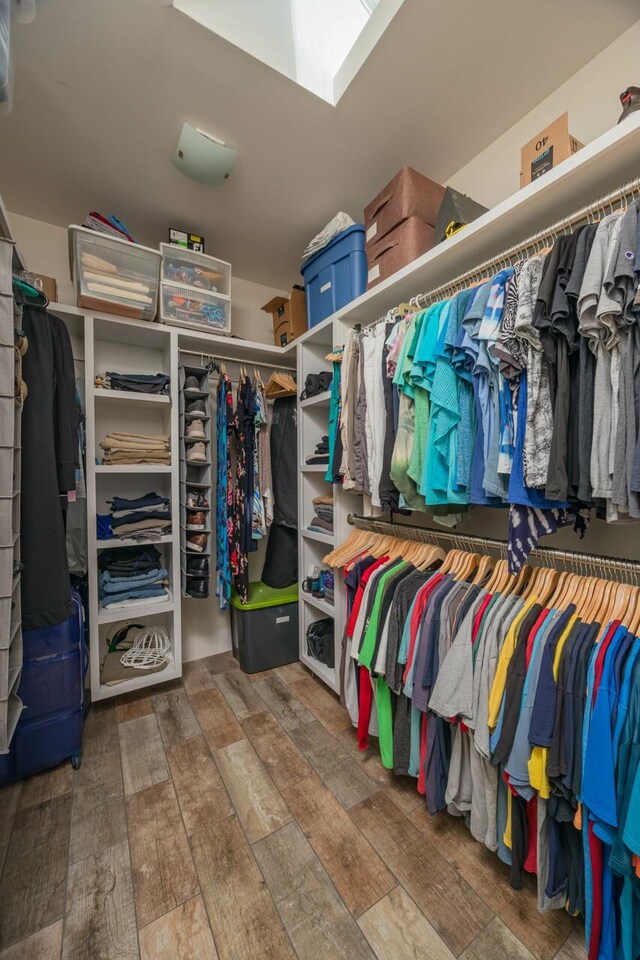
190;816;295;960
350;791;492;954
282;774;395;917
254;821;375;960
275;661;309;686
0;794;71;950
241;712;310;791
182;660;219;696
0;921;63;960
410;804;575;960
337;726;423;814
18;764;72;810
114;691;153;723
200;652;239;675
214;739;292;843
460;917;536;960
188;688;244;751
254;676;314;730
69;703;127;863
153;686;201;746
553;933;587;960
0;783;21;847
167;735;233;835
288;677;351;734
62;840;138;960
290;720;378;808
358;887;456;960
139;895;218;960
214;671;266;721
126;779;199;929
118;712;169;797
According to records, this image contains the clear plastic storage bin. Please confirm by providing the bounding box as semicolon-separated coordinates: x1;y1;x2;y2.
160;243;231;298
160;283;231;334
69;225;161;321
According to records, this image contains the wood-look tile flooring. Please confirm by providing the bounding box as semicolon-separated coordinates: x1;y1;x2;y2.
0;653;587;960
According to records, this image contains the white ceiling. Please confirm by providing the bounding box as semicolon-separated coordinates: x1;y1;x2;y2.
0;0;638;288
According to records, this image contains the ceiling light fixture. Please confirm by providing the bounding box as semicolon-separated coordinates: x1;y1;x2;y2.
172;123;237;185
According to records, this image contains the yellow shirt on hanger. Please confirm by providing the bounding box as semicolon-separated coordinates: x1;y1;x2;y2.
488;597;539;729
527;615;577;799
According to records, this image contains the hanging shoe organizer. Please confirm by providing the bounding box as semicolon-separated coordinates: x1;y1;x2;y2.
0;238;24;752
179;363;212;599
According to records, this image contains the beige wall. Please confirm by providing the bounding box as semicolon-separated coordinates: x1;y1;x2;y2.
7;211;285;344
447;19;640;207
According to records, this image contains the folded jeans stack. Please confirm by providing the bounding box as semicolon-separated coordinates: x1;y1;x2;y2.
108;491;171;541
305;435;330;466
95;372;170;395
308;494;333;533
100;431;171;465
98;544;169;609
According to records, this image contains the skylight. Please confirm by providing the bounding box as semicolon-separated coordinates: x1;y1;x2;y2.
172;0;404;105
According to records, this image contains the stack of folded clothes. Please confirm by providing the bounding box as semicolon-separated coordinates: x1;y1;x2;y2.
95;372;170;395
308;494;333;533
98;545;169;610
98;491;171;542
100;431;170;465
305;435;330;466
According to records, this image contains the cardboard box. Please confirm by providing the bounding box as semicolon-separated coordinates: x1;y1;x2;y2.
262;286;307;347
367;217;435;288
24;271;58;303
364;166;445;248
520;113;583;187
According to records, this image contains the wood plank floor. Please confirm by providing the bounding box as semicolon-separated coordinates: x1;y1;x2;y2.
0;652;587;960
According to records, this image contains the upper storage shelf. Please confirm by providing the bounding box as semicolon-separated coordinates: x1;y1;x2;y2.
296;109;640;344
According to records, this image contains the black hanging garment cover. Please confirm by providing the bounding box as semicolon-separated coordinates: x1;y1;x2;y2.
20;301;78;629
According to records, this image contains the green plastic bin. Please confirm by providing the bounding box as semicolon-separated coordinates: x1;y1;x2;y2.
230;582;299;674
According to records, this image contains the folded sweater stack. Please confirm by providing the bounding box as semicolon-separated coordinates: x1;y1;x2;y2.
98;544;169;609
95;372;170;395
100;431;170;465
80;252;153;305
108;491;171;542
308;494;333;533
305;435;330;466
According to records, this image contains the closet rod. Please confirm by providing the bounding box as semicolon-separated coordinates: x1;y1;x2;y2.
346;514;640;581
412;174;640;308
178;347;296;371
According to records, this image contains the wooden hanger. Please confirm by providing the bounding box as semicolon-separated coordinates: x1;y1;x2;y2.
472;554;494;586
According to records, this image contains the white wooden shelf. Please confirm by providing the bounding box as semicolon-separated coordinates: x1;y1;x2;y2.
302;528;334;546
300;652;336;690
93;389;170;406
302;593;335;617
97;534;174;550
95;663;181;702
94;464;173;474
300;464;328;473
97;594;175;624
296;110;640;345
300;391;331;408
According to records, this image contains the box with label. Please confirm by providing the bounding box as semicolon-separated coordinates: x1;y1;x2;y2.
262;286;307;347
367;217;435;288
364;166;445;249
23;272;58;304
520;113;583;187
169;228;205;252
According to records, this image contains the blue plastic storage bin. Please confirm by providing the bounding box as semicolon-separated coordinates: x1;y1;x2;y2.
301;224;367;328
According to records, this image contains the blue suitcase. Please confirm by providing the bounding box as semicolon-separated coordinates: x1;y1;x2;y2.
0;590;88;783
